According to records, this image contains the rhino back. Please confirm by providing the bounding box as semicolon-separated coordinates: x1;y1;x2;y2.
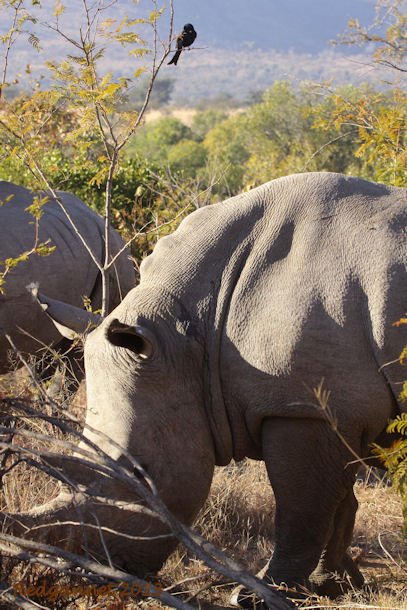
224;174;405;451
0;182;103;302
227;173;406;368
140;172;405;351
0;181;134;304
139;172;406;460
0;182;134;370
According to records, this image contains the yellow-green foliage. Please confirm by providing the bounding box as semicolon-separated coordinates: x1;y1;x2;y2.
336;0;406;75
0;1;196;270
373;316;407;536
313;87;406;186
373;415;407;535
0;194;56;293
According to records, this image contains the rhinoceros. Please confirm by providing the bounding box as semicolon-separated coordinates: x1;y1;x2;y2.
2;173;406;603
0;181;134;376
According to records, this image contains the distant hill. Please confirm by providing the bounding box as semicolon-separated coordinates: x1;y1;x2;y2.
2;0;381;105
170;0;376;55
163;0;380;104
167;48;382;106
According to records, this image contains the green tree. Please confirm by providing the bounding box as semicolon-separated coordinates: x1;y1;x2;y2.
317;0;406;186
167;139;207;178
126;116;195;164
313;87;406;185
242;82;343;185
203;112;250;195
203;81;361;195
191;109;228;140
0;0;177;314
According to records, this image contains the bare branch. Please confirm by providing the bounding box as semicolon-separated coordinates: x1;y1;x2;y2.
0;0;24;100
0;587;44;610
106;201;192;270
0;411;293;609
116;1;175;152
0;534;197;610
378;532;407;575
302;129;360;171
296;380;384;482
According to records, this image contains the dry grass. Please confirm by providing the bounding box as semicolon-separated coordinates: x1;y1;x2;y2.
144;108;199;126
0;374;405;609
144;106;244;126
0;372;87;515
143;462;406;610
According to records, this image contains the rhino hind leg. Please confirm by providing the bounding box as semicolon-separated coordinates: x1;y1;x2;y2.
309;487;364;596
260;417;362;600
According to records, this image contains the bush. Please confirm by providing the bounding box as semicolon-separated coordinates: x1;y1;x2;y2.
373;320;407;536
0;151;194;265
167;139;207;177
125;117;196;164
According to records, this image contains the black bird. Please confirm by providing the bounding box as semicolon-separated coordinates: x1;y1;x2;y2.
168;23;197;66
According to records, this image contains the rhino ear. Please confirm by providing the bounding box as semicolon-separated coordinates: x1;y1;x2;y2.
106;319;155;359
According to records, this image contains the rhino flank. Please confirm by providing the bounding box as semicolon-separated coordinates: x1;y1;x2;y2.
3;172;406;602
0;181;134;375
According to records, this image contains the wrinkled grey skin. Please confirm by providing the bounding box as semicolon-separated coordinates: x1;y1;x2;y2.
5;173;406;600
0;181;134;374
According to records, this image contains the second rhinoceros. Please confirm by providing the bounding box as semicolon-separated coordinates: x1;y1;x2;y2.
3;173;406;603
0;181;134;376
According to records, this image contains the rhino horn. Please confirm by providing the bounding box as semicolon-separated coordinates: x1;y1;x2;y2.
27;283;102;339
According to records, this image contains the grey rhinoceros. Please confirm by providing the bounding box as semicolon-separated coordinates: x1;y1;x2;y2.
0;181;134;376
3;173;406;604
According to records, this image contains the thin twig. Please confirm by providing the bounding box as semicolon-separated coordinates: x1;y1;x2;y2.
0;0;24;100
0;534;196;610
377;532;407;575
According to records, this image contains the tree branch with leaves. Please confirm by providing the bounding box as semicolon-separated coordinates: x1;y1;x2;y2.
0;0;176;314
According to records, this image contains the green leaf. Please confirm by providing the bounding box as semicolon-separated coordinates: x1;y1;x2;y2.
35;243;56;256
399;381;407;403
28;33;41;51
5;253;29;268
25;195;49;220
134;67;147;78
0;194;14;207
53;0;65;17
149;9;164;22
387;414;407;435
400;346;407;365
128;47;150;58
100;18;116;29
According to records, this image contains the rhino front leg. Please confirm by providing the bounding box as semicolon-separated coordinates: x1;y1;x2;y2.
261;417;362;599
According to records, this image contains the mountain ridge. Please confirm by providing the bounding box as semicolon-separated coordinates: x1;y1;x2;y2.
167;0;376;54
1;0;381;104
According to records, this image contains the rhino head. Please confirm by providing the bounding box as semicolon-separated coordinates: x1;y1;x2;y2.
4;285;216;575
